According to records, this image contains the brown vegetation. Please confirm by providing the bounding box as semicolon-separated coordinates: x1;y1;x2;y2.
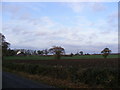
4;58;118;68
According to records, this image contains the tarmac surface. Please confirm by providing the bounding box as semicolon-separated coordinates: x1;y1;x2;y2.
2;71;55;89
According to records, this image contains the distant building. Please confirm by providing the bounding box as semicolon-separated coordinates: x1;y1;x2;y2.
16;51;26;56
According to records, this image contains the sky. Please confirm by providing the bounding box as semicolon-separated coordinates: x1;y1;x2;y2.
2;2;118;54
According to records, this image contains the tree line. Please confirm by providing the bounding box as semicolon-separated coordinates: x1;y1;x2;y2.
0;33;112;59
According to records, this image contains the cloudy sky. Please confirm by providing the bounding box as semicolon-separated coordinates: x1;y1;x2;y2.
2;2;118;54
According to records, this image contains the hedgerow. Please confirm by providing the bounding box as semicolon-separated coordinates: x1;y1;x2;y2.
3;62;119;88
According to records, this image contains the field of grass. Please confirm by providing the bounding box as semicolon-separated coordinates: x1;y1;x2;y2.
3;54;119;60
3;55;54;60
62;54;119;59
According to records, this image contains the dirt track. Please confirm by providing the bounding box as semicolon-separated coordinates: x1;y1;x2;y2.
4;58;119;68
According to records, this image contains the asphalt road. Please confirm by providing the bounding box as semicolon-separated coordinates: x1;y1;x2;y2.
2;72;55;88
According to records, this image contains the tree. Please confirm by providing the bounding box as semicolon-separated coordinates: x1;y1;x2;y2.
7;49;16;56
37;50;44;55
0;33;10;56
75;52;79;56
43;49;49;56
101;48;111;59
80;51;83;55
49;46;65;59
33;50;37;55
70;53;73;57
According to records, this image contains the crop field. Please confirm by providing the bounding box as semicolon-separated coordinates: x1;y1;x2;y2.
3;54;119;60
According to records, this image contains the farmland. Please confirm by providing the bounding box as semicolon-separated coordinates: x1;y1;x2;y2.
3;54;120;88
3;54;119;60
2;2;119;88
3;58;119;68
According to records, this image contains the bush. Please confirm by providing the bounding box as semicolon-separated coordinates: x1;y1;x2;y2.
76;68;119;87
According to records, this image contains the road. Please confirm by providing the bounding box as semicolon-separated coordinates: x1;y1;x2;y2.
2;72;55;88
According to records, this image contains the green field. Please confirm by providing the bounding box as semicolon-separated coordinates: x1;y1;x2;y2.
3;54;119;60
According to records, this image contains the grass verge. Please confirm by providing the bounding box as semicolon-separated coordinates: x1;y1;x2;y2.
3;67;90;88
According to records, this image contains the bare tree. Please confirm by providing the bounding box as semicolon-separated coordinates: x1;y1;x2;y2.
0;33;10;56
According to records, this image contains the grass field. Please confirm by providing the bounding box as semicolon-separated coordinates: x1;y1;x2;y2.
3;54;119;60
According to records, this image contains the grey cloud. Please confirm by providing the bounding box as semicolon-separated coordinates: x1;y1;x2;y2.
107;11;118;26
99;31;111;34
18;12;32;20
35;31;49;37
2;2;118;54
11;45;38;50
92;3;107;12
63;43;118;54
89;33;98;39
2;25;10;32
3;3;42;20
3;4;22;13
2;4;25;20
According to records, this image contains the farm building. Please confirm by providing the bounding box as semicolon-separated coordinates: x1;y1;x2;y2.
16;51;26;56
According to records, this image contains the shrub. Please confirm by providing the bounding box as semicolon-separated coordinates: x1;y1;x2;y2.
76;68;119;87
